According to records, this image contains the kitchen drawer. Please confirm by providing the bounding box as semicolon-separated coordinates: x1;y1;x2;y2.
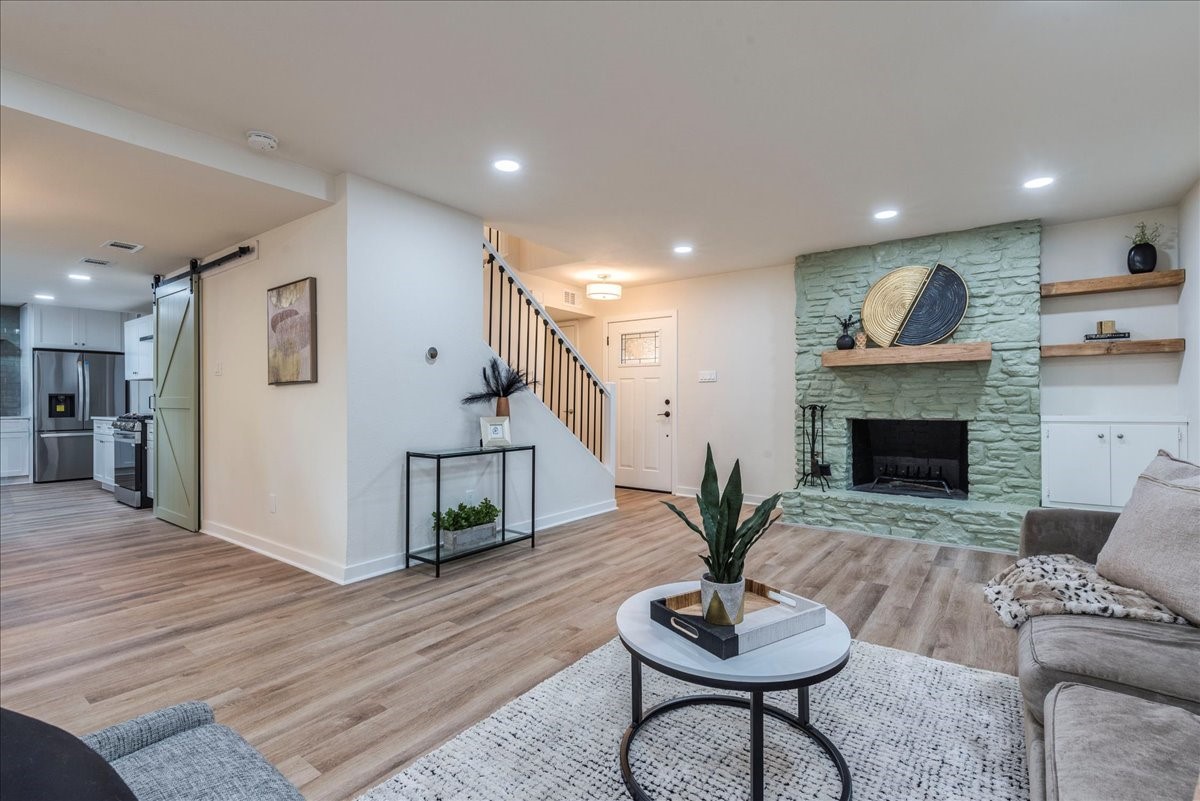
1;418;31;434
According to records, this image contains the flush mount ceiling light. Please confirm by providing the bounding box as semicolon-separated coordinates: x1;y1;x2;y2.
493;159;521;173
34;293;54;300
673;244;694;254
68;274;91;281
874;209;899;220
586;274;622;301
246;131;278;152
1023;176;1055;189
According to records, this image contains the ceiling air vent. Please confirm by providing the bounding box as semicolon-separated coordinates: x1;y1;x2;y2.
103;240;144;253
80;257;112;267
562;289;578;307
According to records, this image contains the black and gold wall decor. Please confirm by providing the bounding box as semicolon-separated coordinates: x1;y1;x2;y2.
861;263;968;347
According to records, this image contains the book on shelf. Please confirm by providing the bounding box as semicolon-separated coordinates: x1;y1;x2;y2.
1084;332;1131;341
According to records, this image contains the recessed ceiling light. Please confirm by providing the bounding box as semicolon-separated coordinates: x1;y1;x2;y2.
673;244;694;254
1023;176;1054;189
493;159;521;173
34;294;54;301
874;209;899;220
68;274;91;281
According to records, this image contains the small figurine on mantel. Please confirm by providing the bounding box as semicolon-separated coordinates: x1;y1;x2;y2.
833;314;859;350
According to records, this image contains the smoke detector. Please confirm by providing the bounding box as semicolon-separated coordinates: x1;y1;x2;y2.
246;131;279;152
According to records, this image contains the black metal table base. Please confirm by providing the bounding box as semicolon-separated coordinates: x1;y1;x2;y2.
620;656;852;801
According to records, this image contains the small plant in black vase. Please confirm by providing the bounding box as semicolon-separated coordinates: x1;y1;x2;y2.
1126;221;1162;274
833;314;859;350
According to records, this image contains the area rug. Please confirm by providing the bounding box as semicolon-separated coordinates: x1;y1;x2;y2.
359;638;1027;801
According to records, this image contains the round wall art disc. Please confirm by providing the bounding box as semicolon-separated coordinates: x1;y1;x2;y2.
861;263;969;347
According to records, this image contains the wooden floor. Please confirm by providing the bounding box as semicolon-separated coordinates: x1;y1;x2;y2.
0;481;1016;800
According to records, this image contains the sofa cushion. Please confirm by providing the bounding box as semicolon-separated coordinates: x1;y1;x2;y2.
0;707;138;801
109;723;303;801
1019;614;1200;723
1044;683;1200;801
1096;451;1200;625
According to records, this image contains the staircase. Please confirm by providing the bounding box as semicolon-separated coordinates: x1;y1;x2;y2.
482;238;611;463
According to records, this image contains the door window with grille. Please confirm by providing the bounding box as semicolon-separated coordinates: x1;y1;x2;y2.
620;331;660;367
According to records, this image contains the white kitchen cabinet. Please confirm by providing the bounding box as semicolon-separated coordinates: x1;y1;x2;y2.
146;419;155;500
123;316;154;380
1042;418;1188;511
28;304;127;352
93;418;115;490
1;418;32;480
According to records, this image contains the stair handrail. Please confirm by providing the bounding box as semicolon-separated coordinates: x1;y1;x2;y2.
482;240;612;398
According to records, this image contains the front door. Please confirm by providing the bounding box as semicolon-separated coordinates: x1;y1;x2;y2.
154;275;200;531
606;314;676;491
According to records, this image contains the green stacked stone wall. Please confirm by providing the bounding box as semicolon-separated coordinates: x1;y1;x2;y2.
783;220;1042;551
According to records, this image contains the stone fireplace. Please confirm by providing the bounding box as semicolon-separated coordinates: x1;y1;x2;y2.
850;418;969;499
782;220;1042;551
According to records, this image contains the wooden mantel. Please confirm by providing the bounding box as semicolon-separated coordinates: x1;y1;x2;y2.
1040;338;1186;359
821;341;992;368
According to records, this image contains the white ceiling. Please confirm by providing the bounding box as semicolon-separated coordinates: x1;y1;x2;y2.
1;1;1197;289
0;108;329;310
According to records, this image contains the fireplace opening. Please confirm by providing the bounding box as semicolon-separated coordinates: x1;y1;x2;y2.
850;419;969;500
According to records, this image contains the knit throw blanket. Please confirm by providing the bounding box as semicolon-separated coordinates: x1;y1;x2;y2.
984;554;1189;628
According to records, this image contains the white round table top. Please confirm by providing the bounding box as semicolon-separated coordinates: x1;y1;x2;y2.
616;581;852;687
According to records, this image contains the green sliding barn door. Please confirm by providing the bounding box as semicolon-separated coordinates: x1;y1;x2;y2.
154;275;200;531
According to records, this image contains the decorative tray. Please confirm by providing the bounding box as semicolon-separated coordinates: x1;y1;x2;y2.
649;579;826;660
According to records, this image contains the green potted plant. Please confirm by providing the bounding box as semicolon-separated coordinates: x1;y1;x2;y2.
432;497;502;550
462;357;535;417
1126;221;1162;274
663;445;782;625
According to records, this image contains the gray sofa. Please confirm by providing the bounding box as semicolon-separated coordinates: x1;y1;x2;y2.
83;701;303;801
1017;508;1200;801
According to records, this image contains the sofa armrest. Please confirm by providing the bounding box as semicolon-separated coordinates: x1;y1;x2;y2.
82;702;214;762
1019;508;1120;562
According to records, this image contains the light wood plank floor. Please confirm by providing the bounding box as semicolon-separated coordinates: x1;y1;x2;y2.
1;481;1016;800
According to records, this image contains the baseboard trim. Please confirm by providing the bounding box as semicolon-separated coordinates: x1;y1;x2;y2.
674;486;775;506
341;552;408;584
201;520;348;584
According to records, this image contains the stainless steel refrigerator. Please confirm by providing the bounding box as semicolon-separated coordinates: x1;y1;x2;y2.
33;349;125;482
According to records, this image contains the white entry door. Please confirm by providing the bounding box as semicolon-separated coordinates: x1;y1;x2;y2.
606;314;676;491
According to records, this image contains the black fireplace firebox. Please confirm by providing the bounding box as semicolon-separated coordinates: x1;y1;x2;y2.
850;419;969;500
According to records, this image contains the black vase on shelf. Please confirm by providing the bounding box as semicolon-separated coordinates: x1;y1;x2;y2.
833;313;859;350
1127;243;1157;274
836;333;855;350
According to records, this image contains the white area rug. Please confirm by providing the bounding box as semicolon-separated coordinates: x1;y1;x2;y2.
359;638;1027;801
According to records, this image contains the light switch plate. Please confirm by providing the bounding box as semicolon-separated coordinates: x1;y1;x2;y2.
698;370;718;383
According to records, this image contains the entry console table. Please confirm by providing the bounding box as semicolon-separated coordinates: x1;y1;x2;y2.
405;445;535;577
616;582;853;801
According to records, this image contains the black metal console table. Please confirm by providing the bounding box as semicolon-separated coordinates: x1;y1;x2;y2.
405;445;535;577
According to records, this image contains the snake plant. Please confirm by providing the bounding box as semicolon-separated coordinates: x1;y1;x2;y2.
663;444;782;583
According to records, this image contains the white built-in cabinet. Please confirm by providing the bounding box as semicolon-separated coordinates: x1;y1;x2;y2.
1042;418;1189;510
123;316;155;380
93;417;115;490
1;418;32;480
28;304;129;351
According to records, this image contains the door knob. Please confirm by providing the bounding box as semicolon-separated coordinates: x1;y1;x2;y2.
657;410;671;418
1116;433;1124;439
1097;433;1105;439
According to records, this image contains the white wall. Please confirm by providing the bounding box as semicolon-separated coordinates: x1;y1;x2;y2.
345;176;614;581
1041;206;1188;418
200;188;350;581
577;264;796;502
1178;181;1200;458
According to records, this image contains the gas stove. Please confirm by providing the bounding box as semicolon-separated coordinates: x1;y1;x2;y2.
113;413;153;432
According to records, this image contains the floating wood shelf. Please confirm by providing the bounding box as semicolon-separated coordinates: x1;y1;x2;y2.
821;341;992;367
1040;270;1186;298
1040;338;1186;359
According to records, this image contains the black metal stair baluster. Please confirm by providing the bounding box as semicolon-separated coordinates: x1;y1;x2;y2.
507;276;515;365
496;265;504;360
542;320;549;404
598;392;604;461
525;298;533;382
487;255;495;348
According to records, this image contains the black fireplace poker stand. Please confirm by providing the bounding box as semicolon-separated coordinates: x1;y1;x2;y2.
797;403;831;491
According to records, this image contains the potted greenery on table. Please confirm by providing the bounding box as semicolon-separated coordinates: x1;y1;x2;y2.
663;445;782;625
432;498;502;550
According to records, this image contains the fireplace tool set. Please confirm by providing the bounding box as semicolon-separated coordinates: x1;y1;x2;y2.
797;403;832;491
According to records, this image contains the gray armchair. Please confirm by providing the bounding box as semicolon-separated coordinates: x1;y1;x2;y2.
83;702;302;801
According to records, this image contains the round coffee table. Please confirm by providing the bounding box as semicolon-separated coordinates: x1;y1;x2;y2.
616;581;853;801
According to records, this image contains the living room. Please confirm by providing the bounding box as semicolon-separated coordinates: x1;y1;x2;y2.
1;3;1198;801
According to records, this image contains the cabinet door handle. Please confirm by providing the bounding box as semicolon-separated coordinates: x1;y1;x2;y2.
1116;433;1124;439
1097;433;1105;439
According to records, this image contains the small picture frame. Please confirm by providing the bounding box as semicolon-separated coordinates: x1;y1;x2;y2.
480;416;511;448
